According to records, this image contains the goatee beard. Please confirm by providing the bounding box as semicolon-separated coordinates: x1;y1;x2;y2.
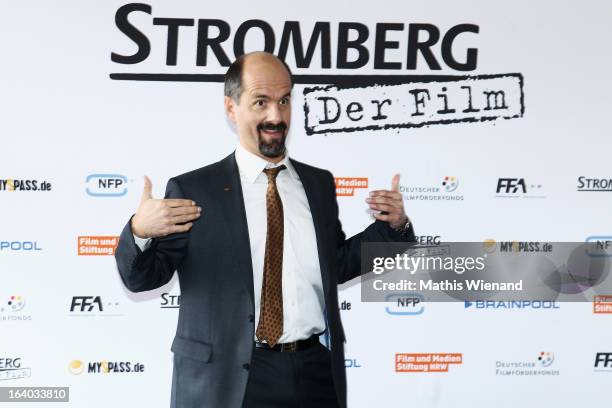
258;122;287;158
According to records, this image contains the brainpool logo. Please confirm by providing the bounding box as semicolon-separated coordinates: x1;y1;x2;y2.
385;293;424;315
345;357;362;368
86;174;129;197
464;300;560;310
0;241;42;252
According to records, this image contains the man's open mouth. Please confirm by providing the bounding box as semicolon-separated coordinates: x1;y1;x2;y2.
259;123;287;138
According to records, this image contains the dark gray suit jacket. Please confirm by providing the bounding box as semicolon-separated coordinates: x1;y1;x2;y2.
115;151;415;408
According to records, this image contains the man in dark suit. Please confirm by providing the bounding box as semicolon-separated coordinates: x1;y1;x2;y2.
115;51;415;408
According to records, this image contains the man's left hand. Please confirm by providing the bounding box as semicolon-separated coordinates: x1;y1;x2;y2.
365;174;408;229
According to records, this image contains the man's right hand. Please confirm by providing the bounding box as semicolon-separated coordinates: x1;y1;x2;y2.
131;176;202;239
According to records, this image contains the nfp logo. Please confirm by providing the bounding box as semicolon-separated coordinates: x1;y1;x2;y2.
86;174;128;197
385;293;424;315
585;236;612;257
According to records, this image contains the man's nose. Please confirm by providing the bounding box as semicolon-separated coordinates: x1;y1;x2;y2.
266;104;282;123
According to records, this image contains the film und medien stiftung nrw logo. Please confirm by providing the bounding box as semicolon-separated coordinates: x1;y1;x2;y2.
86;174;129;197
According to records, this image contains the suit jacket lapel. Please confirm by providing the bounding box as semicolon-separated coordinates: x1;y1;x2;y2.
290;159;331;299
218;152;255;307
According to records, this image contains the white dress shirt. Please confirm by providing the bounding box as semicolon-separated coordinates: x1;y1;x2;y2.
134;143;326;343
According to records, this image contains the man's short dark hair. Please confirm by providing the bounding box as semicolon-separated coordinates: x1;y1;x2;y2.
224;52;294;103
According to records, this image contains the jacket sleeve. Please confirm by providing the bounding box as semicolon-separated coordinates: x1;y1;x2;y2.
114;177;191;292
330;172;416;285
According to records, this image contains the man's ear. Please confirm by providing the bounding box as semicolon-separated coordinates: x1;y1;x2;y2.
224;96;236;123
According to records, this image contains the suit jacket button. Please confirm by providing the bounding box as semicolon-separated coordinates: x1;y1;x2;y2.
248;314;254;322
242;363;250;370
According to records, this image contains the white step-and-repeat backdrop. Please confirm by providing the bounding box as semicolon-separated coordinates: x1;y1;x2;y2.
2;1;612;407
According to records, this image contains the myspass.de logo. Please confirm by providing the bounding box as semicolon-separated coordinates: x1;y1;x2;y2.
0;178;51;192
335;177;368;196
68;360;144;375
481;239;553;253
86;174;129;197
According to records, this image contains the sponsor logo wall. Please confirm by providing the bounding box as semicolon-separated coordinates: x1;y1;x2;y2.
3;1;612;407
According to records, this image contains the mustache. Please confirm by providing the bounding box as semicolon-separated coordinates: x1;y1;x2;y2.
258;122;287;132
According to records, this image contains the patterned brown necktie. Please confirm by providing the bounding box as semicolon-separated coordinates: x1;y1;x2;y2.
255;165;286;347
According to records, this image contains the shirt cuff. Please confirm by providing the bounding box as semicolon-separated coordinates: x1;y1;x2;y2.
133;234;152;251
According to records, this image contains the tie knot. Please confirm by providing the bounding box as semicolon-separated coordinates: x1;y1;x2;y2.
263;164;286;181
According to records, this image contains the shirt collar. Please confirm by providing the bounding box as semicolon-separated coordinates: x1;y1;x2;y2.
235;143;298;184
